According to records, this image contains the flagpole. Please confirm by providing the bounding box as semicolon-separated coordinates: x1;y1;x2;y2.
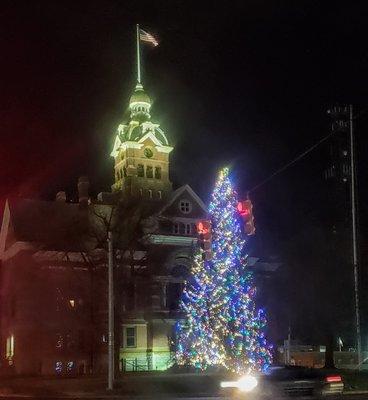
136;24;141;83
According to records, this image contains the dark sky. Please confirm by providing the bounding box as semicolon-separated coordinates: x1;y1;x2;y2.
2;0;368;343
3;0;368;236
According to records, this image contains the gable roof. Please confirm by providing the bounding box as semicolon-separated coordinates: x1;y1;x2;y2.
138;131;163;146
158;184;207;215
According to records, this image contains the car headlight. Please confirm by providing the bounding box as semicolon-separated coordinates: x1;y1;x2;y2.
237;375;258;392
220;375;258;392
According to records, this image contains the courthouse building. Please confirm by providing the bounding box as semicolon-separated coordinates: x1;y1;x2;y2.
0;79;207;374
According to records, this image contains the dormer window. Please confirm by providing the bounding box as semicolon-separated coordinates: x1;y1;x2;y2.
179;200;192;214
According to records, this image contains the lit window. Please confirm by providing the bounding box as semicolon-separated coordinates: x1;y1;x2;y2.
6;335;14;359
179;200;192;214
173;223;180;234
55;361;63;374
148;189;153;198
69;299;75;308
155;166;162;179
67;361;74;373
125;327;136;348
56;333;63;349
185;224;191;235
146;166;153;178
137;164;144;177
157;190;162;199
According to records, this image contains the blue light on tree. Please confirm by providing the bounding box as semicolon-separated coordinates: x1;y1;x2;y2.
176;167;272;373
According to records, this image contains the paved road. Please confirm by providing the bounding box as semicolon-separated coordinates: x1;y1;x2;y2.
0;395;367;400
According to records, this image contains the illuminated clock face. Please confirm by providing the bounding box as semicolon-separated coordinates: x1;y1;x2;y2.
144;148;153;158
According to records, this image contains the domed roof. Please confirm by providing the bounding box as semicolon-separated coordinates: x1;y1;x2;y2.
129;83;151;106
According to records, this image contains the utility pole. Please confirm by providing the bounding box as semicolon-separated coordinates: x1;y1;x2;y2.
285;325;291;365
350;104;362;369
107;230;114;390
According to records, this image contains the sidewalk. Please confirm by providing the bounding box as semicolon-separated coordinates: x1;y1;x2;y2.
0;373;222;398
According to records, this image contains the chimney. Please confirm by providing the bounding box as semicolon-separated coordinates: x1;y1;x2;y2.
55;191;67;202
78;176;90;206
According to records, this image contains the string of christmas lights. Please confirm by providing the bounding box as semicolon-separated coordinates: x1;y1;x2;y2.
176;167;272;373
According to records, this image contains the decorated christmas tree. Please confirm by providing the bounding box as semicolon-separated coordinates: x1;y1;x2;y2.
176;167;272;373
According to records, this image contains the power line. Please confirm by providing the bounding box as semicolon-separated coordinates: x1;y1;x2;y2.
248;131;334;194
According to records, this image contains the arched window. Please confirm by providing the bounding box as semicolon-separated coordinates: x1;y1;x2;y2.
173;222;180;234
137;164;144;177
155;166;162;179
166;282;183;311
146;166;153;178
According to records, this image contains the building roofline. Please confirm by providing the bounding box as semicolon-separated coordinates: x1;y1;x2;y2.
158;184;207;215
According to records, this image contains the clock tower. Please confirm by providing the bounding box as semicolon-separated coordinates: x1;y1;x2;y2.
110;82;173;200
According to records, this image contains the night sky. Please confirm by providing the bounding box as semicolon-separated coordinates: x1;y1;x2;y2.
2;1;368;342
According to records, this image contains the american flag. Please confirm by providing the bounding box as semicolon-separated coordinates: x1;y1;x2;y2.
139;29;159;47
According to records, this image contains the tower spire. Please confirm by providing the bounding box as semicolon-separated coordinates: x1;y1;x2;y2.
136;24;141;83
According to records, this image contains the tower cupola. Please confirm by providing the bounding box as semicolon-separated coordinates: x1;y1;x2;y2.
129;82;151;120
110;26;172;198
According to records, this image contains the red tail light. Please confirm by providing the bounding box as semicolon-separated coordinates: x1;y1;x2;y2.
326;375;342;383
